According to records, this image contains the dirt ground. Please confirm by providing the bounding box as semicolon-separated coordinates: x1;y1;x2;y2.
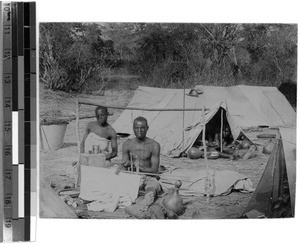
39;85;271;219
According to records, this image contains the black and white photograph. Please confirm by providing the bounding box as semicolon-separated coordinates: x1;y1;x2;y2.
2;0;300;243
39;21;296;220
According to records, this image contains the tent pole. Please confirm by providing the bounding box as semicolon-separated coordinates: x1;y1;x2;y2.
76;100;81;188
202;105;210;203
182;88;185;151
220;109;223;152
76;100;80;154
78;99;209;112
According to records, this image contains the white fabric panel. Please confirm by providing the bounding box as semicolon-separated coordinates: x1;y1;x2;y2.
79;165;141;202
224;86;268;128
262;88;296;126
239;86;284;126
160;168;254;196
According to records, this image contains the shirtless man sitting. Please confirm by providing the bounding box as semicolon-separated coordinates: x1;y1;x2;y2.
80;106;117;161
115;116;162;210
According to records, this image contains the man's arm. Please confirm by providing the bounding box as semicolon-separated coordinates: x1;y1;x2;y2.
80;124;90;153
139;142;160;173
115;140;131;174
106;128;118;160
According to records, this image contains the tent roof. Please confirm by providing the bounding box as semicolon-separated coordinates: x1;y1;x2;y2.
113;85;296;156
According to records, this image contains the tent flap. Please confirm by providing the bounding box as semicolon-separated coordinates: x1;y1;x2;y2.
243;126;296;218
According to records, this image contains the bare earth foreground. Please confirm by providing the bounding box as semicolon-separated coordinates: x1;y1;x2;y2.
40;86;270;219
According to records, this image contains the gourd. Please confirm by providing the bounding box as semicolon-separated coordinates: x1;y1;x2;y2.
242;139;251;149
163;180;185;216
187;147;204;159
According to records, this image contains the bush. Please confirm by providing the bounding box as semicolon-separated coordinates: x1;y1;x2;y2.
40;23;116;92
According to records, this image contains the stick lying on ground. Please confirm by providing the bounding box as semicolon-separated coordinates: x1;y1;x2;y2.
120;170;161;177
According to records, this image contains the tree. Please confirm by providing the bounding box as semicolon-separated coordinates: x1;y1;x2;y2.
240;24;297;85
40;23;297;91
40;23;115;91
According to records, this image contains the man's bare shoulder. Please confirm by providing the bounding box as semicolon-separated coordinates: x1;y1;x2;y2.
123;138;134;145
86;121;97;129
123;137;160;148
87;122;115;131
106;125;117;140
146;138;160;148
122;138;134;150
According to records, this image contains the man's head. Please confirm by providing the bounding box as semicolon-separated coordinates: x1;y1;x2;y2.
223;126;230;138
133;116;148;140
95;106;108;125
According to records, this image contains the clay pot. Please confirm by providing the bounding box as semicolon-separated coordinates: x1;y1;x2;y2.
242;139;251;149
163;180;185;216
236;143;243;149
222;147;234;154
187;147;204;159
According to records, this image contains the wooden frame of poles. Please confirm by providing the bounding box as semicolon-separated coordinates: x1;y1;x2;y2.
76;98;210;152
77;98;210;112
76;98;212;198
76;97;212;148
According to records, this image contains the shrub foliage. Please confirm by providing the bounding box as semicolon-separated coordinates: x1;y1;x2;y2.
40;23;297;91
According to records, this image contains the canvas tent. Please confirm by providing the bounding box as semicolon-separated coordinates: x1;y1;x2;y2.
243;126;296;218
113;85;296;157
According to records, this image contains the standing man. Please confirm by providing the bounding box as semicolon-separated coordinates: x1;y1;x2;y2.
80;106;117;161
116;116;162;207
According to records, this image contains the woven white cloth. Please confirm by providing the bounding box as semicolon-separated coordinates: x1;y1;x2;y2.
79;166;142;211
